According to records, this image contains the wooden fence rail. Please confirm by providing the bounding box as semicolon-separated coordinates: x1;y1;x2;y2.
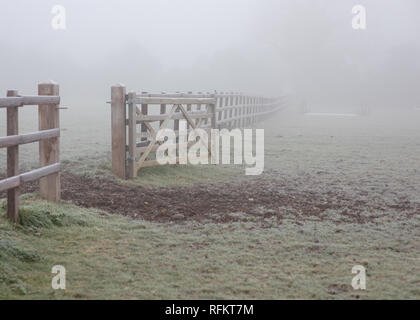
110;85;287;179
0;82;61;222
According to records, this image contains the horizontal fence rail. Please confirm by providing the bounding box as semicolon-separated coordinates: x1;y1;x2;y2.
110;85;287;179
130;97;216;105
0;82;61;222
0;163;61;192
0;96;60;108
0;128;60;148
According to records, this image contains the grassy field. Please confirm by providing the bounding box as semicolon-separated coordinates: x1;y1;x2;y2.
0;106;419;299
1;195;418;299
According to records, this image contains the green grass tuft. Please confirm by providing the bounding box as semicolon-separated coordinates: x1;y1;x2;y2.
0;239;40;263
18;206;88;229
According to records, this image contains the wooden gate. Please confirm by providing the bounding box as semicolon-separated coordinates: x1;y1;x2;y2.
110;85;286;179
126;93;217;178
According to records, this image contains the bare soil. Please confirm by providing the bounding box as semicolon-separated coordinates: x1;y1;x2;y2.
2;170;417;225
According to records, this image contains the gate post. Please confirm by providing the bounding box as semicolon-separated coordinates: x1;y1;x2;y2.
111;84;126;179
38;81;60;202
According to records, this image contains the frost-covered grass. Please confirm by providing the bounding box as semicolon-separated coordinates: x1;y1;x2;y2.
60;157;241;188
1;196;418;299
1;106;419;299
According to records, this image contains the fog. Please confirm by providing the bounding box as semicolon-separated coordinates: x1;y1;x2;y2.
2;1;420;301
0;0;419;109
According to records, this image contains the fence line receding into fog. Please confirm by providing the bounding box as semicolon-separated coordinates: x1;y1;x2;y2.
110;85;287;179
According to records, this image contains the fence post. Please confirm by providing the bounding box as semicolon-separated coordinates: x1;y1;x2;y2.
111;84;126;179
210;94;217;130
233;92;239;129
217;93;223;127
127;92;137;179
141;92;148;142
160;92;167;128
196;92;202;126
248;96;250;125
6;90;19;222
229;92;234;128
186;91;192;129
240;94;244;126
210;93;218;164
38;81;60;202
243;95;247;127
223;94;228;127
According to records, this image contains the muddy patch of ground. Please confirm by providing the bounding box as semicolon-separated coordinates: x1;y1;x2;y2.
2;171;418;225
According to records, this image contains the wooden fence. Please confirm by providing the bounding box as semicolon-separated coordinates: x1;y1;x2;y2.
0;82;61;222
110;85;286;179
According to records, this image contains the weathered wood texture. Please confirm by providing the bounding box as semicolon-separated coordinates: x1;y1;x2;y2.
127;92;137;178
0;96;60;108
0;164;61;193
6;90;19;222
0;128;60;148
0;82;61;222
38;82;60;202
111;84;126;179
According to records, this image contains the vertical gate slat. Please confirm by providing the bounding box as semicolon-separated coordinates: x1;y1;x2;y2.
141;92;148;142
128;92;137;178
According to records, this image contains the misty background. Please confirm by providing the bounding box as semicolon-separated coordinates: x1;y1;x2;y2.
0;0;419;110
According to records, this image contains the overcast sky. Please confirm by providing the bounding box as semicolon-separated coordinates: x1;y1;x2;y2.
0;0;419;108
